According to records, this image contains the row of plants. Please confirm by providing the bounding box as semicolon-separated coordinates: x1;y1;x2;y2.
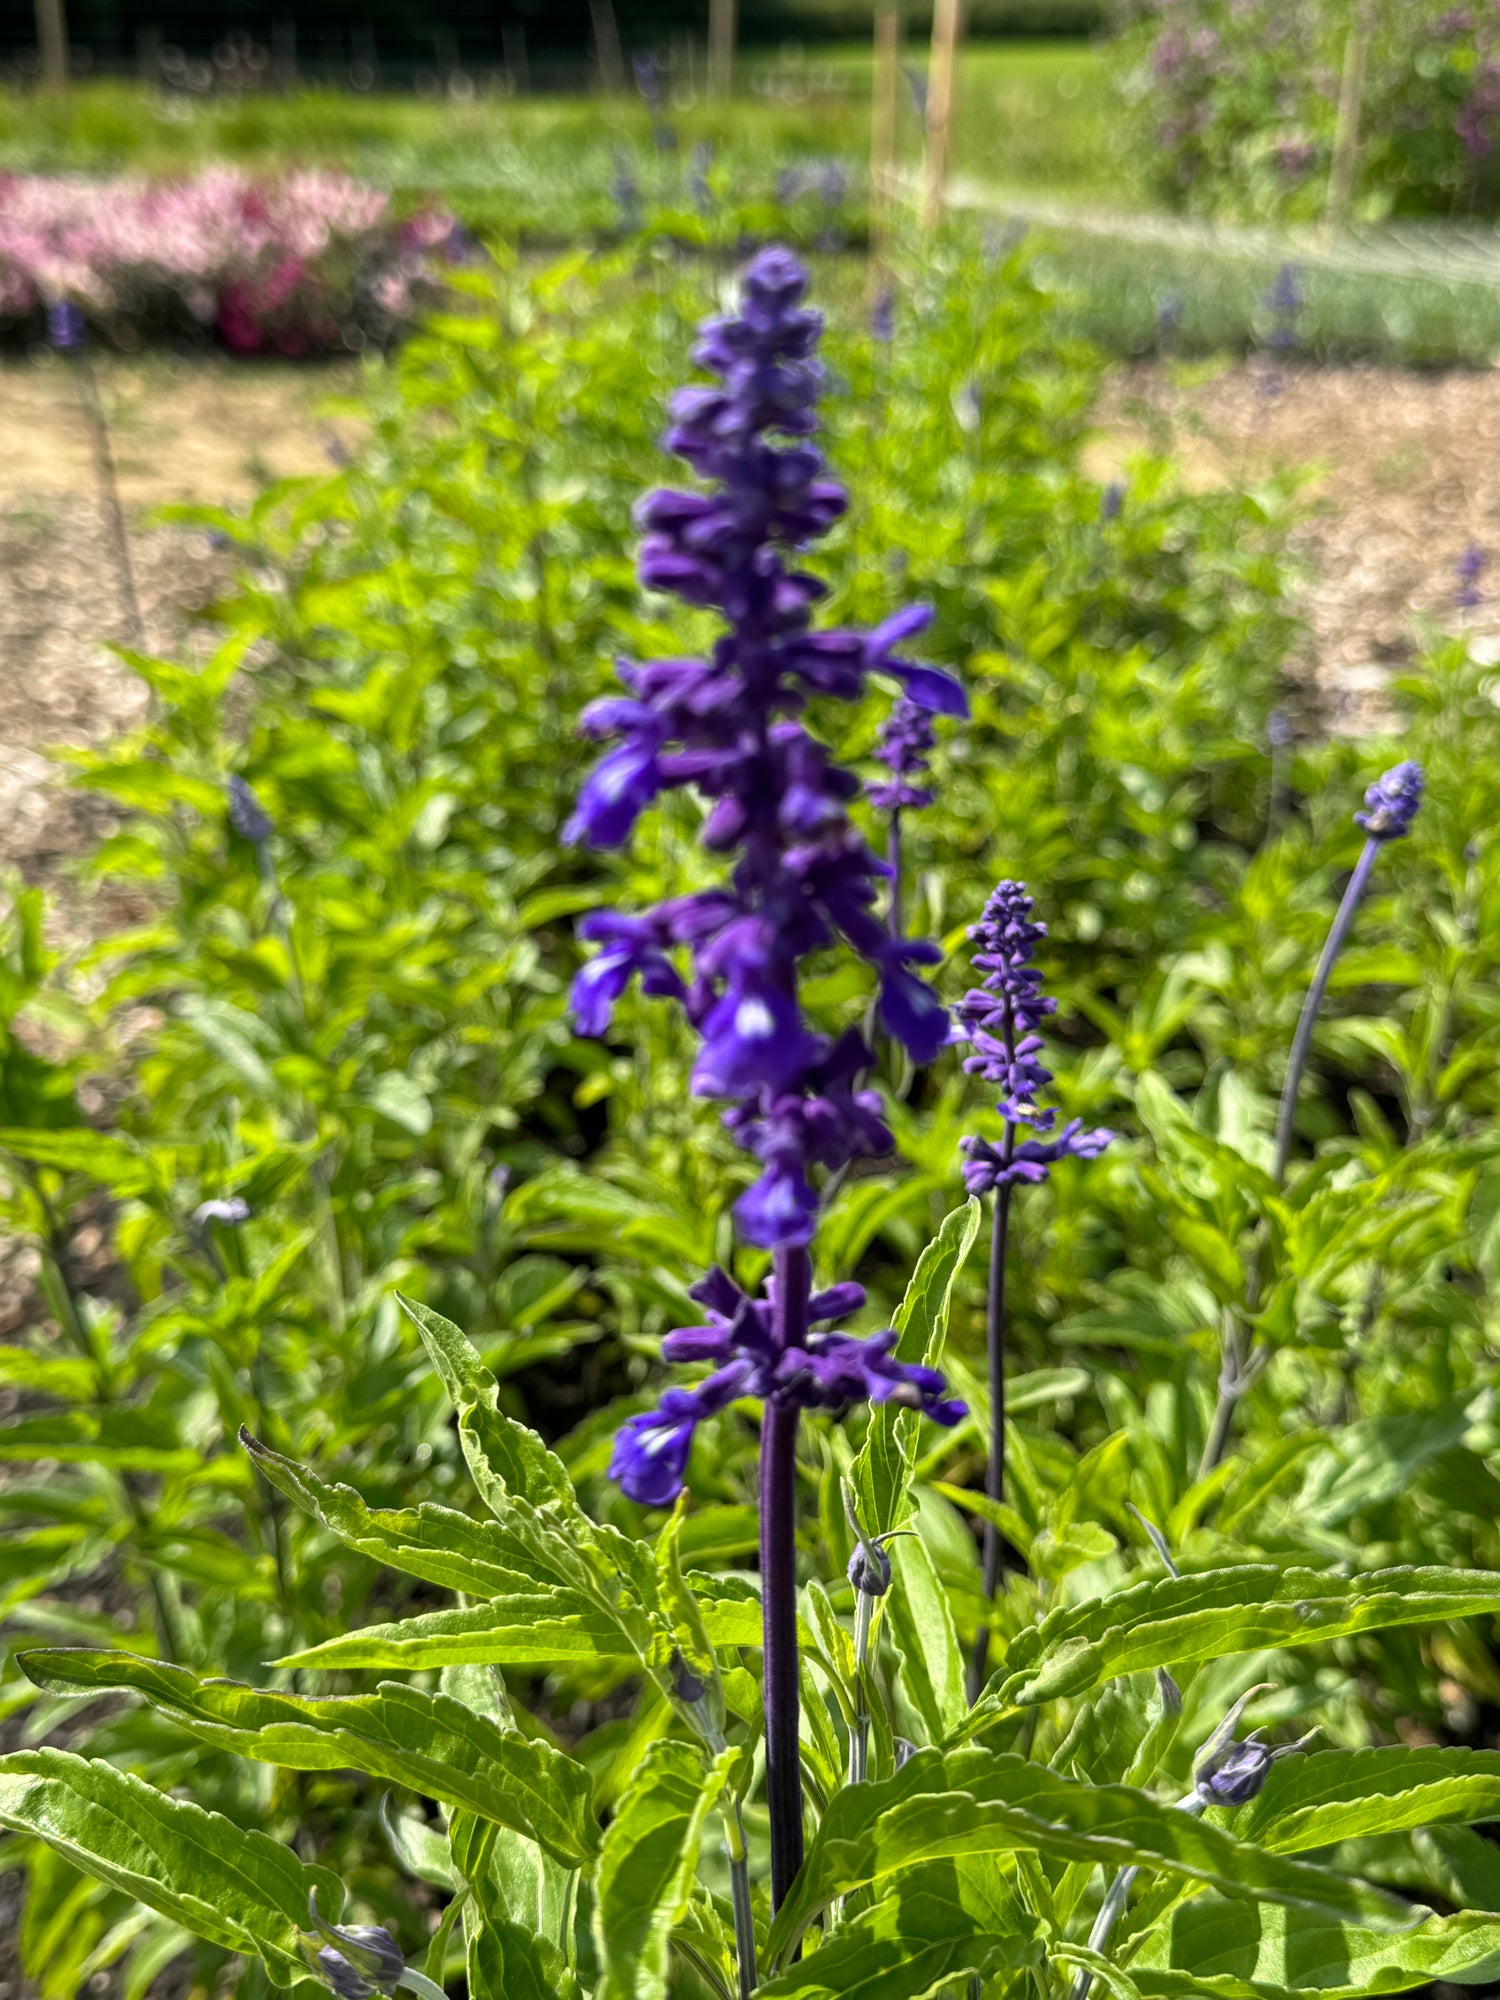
2;227;1500;1998
1118;0;1500;223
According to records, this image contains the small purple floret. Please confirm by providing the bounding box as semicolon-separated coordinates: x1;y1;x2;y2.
1353;760;1423;843
610;1268;965;1506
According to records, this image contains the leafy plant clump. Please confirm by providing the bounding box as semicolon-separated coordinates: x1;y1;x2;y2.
1116;0;1500;223
3;231;1500;1998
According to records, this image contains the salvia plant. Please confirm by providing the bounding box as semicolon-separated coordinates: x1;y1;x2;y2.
8;241;1500;2000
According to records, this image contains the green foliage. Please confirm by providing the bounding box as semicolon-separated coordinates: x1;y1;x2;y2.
1115;0;1500;225
4;227;1500;2000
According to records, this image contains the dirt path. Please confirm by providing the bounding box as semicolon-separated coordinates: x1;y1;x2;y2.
0;352;359;888
1091;358;1500;733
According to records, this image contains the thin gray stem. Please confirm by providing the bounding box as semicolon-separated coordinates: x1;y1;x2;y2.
849;1584;875;1787
74;351;146;652
1070;1795;1203;2000
725;1801;757;1999
1200;837;1382;1474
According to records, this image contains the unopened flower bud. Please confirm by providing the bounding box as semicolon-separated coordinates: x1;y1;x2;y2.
672;1650;707;1706
300;1892;404;1999
847;1538;892;1597
1195;1736;1275;1806
192;1196;251;1228
227;775;273;846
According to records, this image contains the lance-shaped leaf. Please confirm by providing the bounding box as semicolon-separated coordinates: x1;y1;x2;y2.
0;1410;201;1473
467;1916;579;2000
278;1576;776;1673
0;1746;341;1985
986;1564;1500;1712
765;1747;1416;1966
886;1532;966;1745
20;1650;598;1867
1228;1745;1500;1855
593;1738;738;2000
1131;1893;1500;1998
241;1430;589;1598
848;1199;981;1539
397;1293;578;1517
757;1857;1042;2000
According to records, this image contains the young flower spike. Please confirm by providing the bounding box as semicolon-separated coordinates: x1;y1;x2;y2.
571;246;966;1922
959;881;1111;1701
1200;761;1425;1475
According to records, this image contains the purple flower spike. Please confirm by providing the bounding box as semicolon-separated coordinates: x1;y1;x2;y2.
867;697;937;812
571;248;967;1246
1353;761;1423;843
958;881;1113;1188
1456;543;1487;610
47;300;87;351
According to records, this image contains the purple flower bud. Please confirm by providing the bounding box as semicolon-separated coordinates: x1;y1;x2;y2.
300;1893;403;2000
1353;760;1423;842
1456;543;1487;610
192;1196;251;1228
1099;479;1126;523
1195;1736;1276;1806
871;286;896;345
47;301;87;351
226;776;273;846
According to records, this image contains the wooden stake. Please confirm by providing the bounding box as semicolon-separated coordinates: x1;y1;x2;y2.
1326;0;1372;234
35;0;68;86
922;0;963;231
709;0;737;100
870;1;900;261
590;0;626;93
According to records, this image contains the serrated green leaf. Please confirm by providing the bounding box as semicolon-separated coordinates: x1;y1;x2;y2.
0;1746;339;1984
989;1565;1500;1710
397;1293;578;1517
849;1199;981;1539
593;1737;736;2000
19;1651;598;1866
1132;1893;1500;1997
1231;1746;1500;1856
766;1747;1415;1966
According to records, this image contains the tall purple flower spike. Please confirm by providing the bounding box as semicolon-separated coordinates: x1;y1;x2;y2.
610;1266;964;1505
571;248;967;1924
958;881;1113;1197
570;246;967;1251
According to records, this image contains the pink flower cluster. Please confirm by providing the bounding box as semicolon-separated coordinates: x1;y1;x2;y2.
0;170;455;354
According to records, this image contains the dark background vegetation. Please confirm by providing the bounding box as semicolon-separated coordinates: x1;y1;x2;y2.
0;0;1106;66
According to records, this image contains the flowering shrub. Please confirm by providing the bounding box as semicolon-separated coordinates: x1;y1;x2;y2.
1117;0;1500;221
0;169;453;352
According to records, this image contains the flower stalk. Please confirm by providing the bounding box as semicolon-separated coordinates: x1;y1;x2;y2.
1200;761;1423;1476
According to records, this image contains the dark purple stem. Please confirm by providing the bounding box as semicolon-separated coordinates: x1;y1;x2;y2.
762;1244;809;1914
887;807;903;937
967;1164;1013;1703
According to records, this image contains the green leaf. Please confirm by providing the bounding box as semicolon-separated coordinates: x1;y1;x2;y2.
886;1532;966;1745
397;1293;578;1516
467;1918;577;2000
1132;1893;1500;1997
766;1748;1415;1966
0;1746;340;1984
0;1128;165;1198
990;1565;1500;1710
363;1073;433;1137
0;1411;201;1474
19;1651;599;1867
278;1582;766;1673
757;1858;1041;2000
241;1430;581;1597
593;1738;736;2000
848;1199;982;1538
1231;1746;1500;1856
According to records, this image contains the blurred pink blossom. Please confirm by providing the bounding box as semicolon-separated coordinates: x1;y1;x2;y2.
0;170;453;352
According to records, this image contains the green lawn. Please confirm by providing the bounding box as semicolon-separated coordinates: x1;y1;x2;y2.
0;41;1129;209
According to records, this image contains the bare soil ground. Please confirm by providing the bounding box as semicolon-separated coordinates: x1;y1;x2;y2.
0;352;360;892
1093;357;1500;733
